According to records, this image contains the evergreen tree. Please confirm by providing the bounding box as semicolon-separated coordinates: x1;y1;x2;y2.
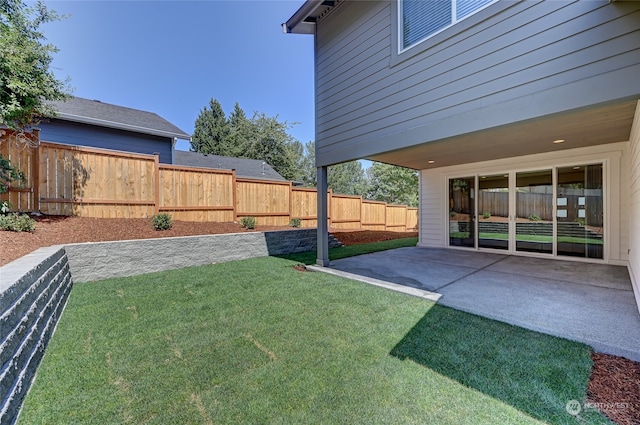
191;98;230;155
227;102;251;157
366;162;419;207
190;99;305;181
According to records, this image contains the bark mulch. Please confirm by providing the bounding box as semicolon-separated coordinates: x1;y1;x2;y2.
1;216;638;424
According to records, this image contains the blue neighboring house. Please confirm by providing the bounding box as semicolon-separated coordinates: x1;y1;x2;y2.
39;96;191;164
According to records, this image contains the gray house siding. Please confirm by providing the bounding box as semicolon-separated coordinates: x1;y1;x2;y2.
38;120;174;164
314;0;640;166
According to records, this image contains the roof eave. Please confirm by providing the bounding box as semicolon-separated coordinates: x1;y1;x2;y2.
55;113;191;140
283;0;324;34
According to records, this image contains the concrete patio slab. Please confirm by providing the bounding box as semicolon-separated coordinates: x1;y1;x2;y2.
325;247;640;362
486;255;633;290
329;247;507;292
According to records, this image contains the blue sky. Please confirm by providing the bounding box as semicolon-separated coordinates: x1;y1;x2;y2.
41;1;315;152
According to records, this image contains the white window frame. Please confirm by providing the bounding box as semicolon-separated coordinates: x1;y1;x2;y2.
398;0;498;53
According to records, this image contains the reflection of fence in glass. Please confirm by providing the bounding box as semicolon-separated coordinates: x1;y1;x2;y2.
453;190;602;225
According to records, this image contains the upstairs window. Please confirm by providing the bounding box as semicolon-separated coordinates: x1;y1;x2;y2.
400;0;495;51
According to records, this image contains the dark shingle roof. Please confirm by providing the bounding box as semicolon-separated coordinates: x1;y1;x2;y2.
47;96;190;140
173;150;286;181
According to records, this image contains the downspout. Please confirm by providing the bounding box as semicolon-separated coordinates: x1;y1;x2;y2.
171;137;177;164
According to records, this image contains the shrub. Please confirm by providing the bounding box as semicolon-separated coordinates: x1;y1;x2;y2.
151;213;173;231
482;211;491;219
528;214;541;221
0;213;36;232
240;216;256;229
1;201;10;214
449;211;456;217
289;218;302;228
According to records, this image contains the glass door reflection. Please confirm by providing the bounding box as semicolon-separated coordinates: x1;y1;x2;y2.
449;177;475;248
516;170;553;254
478;174;509;250
556;164;603;259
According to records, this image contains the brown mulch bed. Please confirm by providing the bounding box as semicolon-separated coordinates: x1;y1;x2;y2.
587;353;640;425
1;216;638;424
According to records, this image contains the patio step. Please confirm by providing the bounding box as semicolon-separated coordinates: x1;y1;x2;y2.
328;233;343;248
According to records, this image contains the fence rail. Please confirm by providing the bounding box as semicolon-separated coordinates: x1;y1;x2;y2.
1;136;418;231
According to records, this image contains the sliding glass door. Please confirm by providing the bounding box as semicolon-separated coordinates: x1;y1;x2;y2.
556;164;603;259
449;177;475;247
478;174;509;250
448;163;604;260
516;170;553;255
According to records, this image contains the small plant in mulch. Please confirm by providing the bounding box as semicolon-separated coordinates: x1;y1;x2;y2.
482;211;491;219
528;214;541;221
240;216;256;229
0;212;36;232
289;218;302;228
293;264;309;272
151;213;173;231
1;201;11;214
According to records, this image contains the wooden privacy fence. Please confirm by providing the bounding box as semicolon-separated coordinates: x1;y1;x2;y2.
1;138;418;231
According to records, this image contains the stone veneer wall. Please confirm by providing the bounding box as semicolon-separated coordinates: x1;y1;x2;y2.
0;229;340;424
64;229;342;283
0;246;73;425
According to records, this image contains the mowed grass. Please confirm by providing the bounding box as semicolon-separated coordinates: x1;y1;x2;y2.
278;236;419;265
19;254;610;424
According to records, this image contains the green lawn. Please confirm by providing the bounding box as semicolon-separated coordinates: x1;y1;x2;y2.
18;248;611;424
450;232;603;245
279;236;419;265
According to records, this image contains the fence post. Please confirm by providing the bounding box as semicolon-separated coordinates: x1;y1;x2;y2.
403;205;408;231
384;202;388;231
358;196;363;229
33;133;40;213
328;188;333;228
153;153;160;215
288;181;293;225
360;196;364;230
231;169;237;222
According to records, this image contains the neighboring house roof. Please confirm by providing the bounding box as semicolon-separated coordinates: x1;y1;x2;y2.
173;150;286;181
47;96;191;140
